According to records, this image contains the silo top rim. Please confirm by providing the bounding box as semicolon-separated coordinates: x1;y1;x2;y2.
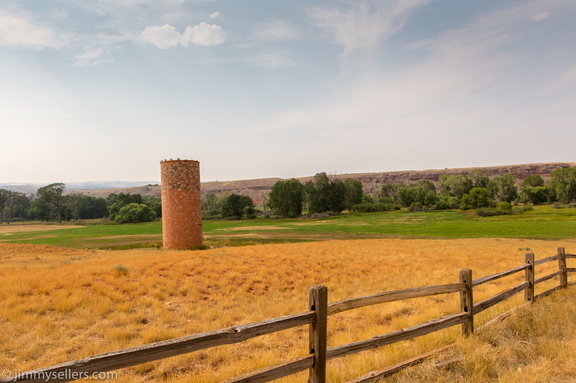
161;159;199;163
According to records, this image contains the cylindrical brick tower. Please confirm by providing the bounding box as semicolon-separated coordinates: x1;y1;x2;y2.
160;159;203;250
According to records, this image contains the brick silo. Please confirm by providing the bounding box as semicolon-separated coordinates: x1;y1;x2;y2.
160;159;203;250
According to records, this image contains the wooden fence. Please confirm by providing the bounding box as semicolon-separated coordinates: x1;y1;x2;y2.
3;247;575;383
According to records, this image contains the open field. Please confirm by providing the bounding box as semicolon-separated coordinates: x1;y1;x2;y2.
2;205;576;249
1;239;575;382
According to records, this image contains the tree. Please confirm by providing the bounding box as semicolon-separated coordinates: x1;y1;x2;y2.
439;174;473;200
106;193;144;220
9;192;30;222
269;179;304;218
304;173;347;214
343;179;363;211
142;195;162;218
202;193;221;215
492;173;518;203
221;194;255;219
380;183;404;205
66;194;108;220
397;180;437;210
114;203;157;223
550;167;576;203
521;175;545;188
519;174;547;205
35;183;66;223
460;187;491;209
469;169;490;189
520;186;548;205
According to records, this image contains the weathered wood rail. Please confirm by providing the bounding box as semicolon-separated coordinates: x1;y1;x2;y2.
2;247;574;383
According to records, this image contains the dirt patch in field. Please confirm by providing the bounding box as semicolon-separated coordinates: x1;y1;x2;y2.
214;226;290;231
0;224;84;235
85;234;161;241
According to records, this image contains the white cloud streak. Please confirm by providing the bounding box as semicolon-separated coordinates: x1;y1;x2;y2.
531;11;551;21
245;0;575;172
245;51;295;68
0;9;69;49
310;0;430;54
252;20;303;42
140;22;226;48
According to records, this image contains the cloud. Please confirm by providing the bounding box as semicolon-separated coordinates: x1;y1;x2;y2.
0;9;69;49
182;22;226;46
141;22;225;48
531;11;551;21
247;1;569;171
310;0;429;54
252;20;303;42
140;24;182;49
209;12;221;19
245;51;295;68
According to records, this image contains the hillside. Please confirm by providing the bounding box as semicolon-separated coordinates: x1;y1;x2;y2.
197;162;576;205
3;162;574;206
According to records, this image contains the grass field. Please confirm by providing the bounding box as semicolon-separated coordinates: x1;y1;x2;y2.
1;206;575;382
1;205;576;249
1;238;575;382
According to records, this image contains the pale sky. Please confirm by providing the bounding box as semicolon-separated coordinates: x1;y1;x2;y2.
1;0;575;183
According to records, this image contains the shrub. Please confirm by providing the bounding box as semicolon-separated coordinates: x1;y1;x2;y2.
114;203;157;223
114;265;129;276
475;208;506;217
352;203;396;212
497;202;513;213
435;194;460;210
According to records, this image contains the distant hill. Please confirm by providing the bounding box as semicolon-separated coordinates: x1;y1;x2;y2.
0;181;158;196
200;162;576;205
2;162;574;206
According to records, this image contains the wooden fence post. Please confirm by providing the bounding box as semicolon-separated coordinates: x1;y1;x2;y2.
308;285;328;383
558;247;568;288
525;253;535;303
459;268;474;336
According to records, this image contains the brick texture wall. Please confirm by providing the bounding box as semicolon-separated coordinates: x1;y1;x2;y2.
160;159;203;250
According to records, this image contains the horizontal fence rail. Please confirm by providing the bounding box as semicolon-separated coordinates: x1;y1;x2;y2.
327;283;465;315
2;247;574;383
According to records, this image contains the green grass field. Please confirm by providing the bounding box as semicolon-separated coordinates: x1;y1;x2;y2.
1;205;575;249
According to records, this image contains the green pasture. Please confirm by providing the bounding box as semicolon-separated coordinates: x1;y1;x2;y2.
1;205;575;249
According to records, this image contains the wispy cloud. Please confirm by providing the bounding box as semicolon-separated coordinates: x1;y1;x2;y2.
141;22;226;48
310;0;430;54
252;20;303;42
248;0;574;172
245;50;295;68
0;9;70;49
531;11;551;21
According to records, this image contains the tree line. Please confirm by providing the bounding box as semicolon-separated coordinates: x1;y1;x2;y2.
201;167;576;219
3;167;576;224
0;183;161;224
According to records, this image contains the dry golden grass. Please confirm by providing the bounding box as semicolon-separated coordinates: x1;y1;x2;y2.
390;286;576;383
1;238;574;382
